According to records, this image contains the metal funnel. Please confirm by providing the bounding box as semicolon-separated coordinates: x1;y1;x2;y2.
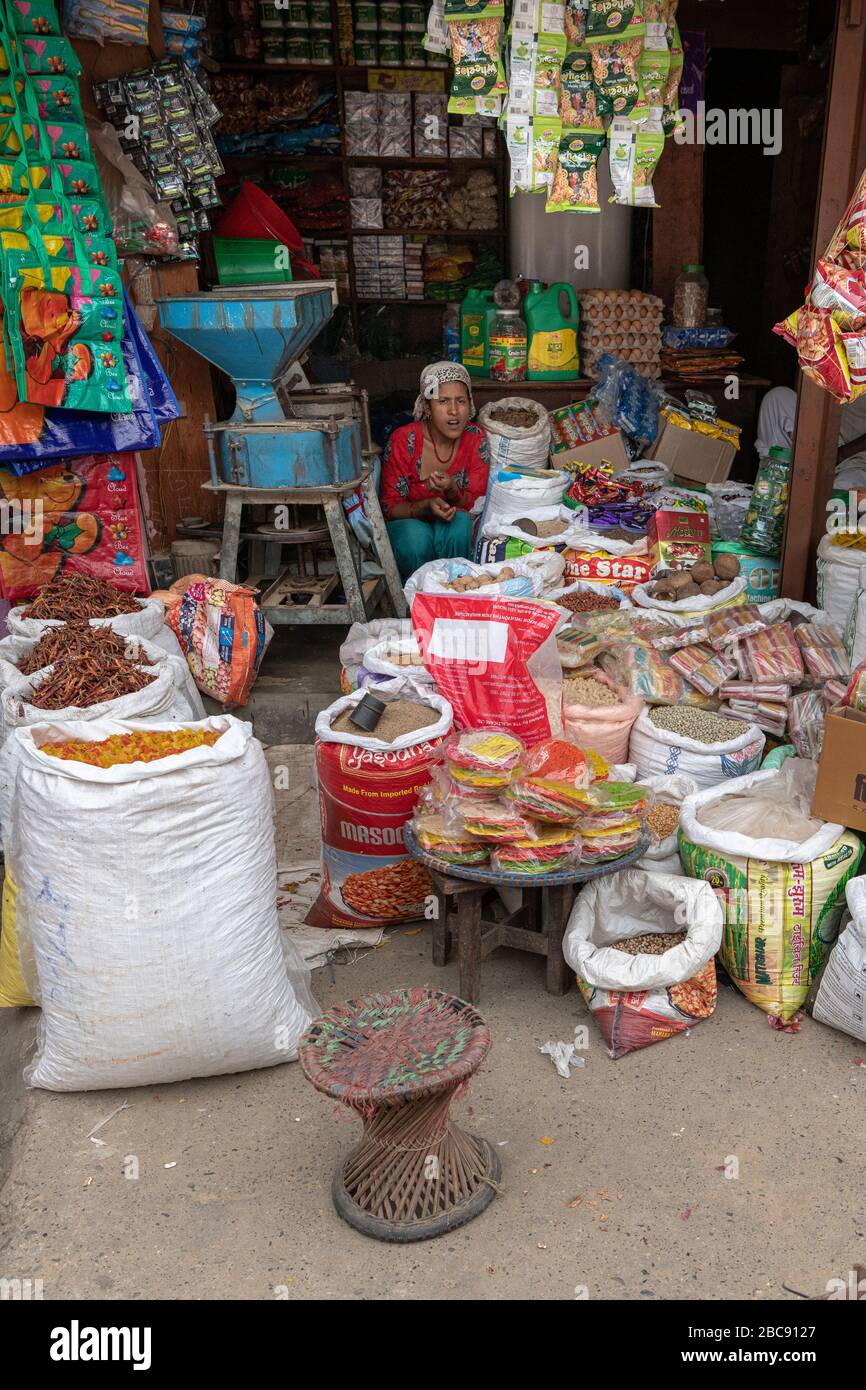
156;282;337;424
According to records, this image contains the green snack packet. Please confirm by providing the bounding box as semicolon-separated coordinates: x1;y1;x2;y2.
639;44;670;120
559;49;604;129
448;16;507;113
585;0;645;43
546;127;605;212
590;37;642;116
662;20;684;136
531;116;562;193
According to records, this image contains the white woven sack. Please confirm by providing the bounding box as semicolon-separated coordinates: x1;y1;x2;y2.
628;706;765;789
7;595;184;661
634;772;699;874
816;534;864;635
10;716;315;1091
812;877;866;1042
630;575;747;615
478;397;552;473
403;554;545;605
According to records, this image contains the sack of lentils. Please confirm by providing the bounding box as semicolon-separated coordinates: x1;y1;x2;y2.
563;868;723;1058
305;682;453;930
628;704;765;789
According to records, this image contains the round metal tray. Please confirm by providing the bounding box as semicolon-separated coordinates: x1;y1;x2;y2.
404;825;651;889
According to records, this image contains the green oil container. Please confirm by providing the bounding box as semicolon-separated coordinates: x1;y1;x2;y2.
524;281;580;380
460;288;496;378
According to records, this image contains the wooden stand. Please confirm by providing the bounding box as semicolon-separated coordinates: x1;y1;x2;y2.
428;873;574;1005
204;469;406;624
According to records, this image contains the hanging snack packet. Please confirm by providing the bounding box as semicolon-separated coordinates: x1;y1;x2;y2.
608;115;664;207
448;18;507;114
741;622;804;685
585;0;645;43
547;127;605;212
559;49;604;129
794;621;849;681
639;45;670;122
590;38;642;117
445;0;504;15
531;116;562;192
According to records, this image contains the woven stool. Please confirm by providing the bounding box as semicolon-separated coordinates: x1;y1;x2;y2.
299;988;499;1243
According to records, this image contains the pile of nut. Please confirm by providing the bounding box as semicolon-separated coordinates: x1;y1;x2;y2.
442;568;514;592
609;929;688;956
647;552;740;602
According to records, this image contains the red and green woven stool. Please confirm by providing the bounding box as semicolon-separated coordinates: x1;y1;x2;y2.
299;987;499;1243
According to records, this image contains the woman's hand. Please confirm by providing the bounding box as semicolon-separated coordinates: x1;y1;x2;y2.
429;495;456;522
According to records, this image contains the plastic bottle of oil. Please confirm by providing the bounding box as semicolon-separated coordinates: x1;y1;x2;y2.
524;280;580;380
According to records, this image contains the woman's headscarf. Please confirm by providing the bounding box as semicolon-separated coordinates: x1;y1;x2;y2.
413;360;476;421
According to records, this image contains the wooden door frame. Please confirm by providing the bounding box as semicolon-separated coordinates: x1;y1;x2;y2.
781;0;866;599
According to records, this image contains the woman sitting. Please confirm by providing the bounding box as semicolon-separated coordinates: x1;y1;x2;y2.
381;361;490;580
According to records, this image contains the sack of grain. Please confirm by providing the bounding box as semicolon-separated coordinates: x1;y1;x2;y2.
339;618;413;693
635;772;699;874
305;681;453;930
481;504;589;552
562;670;644;764
9;717;315;1089
679;761;864;1020
628;704;765;788
810;876;866;1041
563;869;723;1057
478;397;552;473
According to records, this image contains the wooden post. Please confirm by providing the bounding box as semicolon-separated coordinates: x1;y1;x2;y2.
781;0;866;600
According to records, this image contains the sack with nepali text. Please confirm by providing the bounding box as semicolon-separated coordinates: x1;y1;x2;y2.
167;576;273;710
679;762;864;1021
305;682;452;931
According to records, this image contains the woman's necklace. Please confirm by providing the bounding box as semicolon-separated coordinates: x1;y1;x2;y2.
426;424;456;466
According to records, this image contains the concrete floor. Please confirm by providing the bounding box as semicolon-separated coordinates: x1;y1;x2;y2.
1;744;865;1301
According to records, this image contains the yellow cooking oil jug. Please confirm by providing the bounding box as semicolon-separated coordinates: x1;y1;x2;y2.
524;281;580;381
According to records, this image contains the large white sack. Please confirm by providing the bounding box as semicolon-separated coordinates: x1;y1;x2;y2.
812;877;866;1042
9;717;315;1091
7;596;184;660
628;706;765;788
477;397;553;474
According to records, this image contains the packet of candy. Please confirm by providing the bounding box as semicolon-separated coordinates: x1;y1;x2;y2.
669;643;738;696
742;622;804;684
843;660;866;711
822;678;848;709
721;700;788;737
718;681;792;703
651;623;711;651
705;604;765;652
793;621;849;681
600;637;685;703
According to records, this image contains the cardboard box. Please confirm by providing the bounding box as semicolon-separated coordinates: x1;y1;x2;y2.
651;417;736;487
648;508;711;573
812;704;866;832
549;398;630;473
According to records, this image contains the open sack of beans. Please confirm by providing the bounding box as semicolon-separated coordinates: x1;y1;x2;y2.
305;680;453;930
679;761;864;1022
5;718;316;1089
549;578;632;613
633;773;699;875
561;669;644;765
628;703;765;789
563;869;723;1058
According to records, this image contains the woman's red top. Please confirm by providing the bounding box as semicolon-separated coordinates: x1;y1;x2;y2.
380;421;490;520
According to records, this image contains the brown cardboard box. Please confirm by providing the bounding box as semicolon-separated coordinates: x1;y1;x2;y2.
651;417;736;487
551;431;631;474
812;704;866;831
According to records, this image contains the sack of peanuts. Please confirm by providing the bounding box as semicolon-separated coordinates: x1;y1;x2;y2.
634;772;699;875
563;869;723;1058
679;762;864;1021
305;681;453;931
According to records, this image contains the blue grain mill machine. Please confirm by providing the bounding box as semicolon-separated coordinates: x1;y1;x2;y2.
156;282;363;488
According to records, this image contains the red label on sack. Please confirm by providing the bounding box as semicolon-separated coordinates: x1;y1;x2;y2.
563;550;652;589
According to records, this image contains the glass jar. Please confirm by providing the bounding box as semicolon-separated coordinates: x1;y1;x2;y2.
672;263;709;328
740;446;791;556
489;308;527;382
